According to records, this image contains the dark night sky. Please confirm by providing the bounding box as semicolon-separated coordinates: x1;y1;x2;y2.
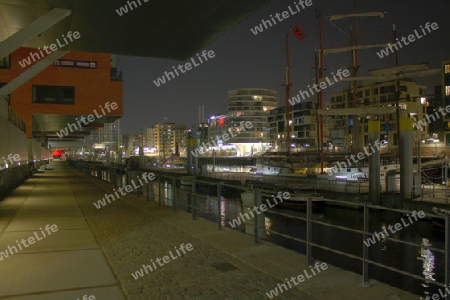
118;0;450;134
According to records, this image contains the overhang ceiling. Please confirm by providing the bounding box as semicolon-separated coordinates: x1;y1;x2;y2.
0;0;271;60
1;0;271;143
33;114;120;139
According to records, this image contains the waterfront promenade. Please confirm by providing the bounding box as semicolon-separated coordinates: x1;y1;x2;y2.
0;161;417;299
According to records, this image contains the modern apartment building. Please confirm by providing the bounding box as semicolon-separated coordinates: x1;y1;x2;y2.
268;101;322;152
121;134;137;156
201;88;277;156
328;77;426;152
207;114;228;144
227;88;277;144
195;123;209;145
154;123;187;160
442;61;450;145
144;127;155;149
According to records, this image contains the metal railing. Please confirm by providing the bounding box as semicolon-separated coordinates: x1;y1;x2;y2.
73;160;448;293
8;106;26;133
262;197;448;289
152;174;448;291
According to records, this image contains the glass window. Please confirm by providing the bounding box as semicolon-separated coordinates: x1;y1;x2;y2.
53;59;97;69
60;60;75;66
32;85;75;104
0;55;10;69
75;61;90;68
61;88;75;104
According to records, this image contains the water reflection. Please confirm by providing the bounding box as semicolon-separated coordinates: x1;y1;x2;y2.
380;223;388;251
161;180;172;206
265;217;272;236
418;238;435;299
220;196;226;227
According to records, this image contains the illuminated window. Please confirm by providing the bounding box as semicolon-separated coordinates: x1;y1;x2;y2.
53;59;97;69
445;65;450;74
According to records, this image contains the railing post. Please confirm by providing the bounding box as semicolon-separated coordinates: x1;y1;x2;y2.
362;205;370;287
421;185;424;201
192;181;196;220
158;179;161;206
446;215;450;288
146;178;149;202
254;188;261;244
217;183;222;230
306;195;312;265
172;178;177;212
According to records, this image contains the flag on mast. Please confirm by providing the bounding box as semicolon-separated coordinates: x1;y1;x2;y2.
291;24;306;41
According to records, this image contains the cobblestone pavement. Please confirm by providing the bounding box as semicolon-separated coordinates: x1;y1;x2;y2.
73;172;316;300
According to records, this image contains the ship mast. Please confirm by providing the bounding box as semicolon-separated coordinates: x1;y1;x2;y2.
318;9;387;156
285;33;291;156
317;10;324;173
351;3;360;155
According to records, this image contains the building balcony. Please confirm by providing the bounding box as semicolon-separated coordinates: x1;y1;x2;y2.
110;68;123;81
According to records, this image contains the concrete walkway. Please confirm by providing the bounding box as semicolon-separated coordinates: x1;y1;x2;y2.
0;161;417;299
0;163;125;299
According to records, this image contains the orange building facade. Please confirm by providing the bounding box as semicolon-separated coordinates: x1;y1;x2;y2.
0;47;123;139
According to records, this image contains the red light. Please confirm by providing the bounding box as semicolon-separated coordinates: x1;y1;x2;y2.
52;150;65;158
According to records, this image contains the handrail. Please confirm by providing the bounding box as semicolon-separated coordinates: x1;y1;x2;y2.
7;106;26;133
75;160;449;293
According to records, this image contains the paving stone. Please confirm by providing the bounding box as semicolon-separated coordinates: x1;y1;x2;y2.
73;174;313;299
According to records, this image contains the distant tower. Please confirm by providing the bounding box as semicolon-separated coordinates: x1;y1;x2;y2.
198;105;204;123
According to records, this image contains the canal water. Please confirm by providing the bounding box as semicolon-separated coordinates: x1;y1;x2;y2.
161;180;445;299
